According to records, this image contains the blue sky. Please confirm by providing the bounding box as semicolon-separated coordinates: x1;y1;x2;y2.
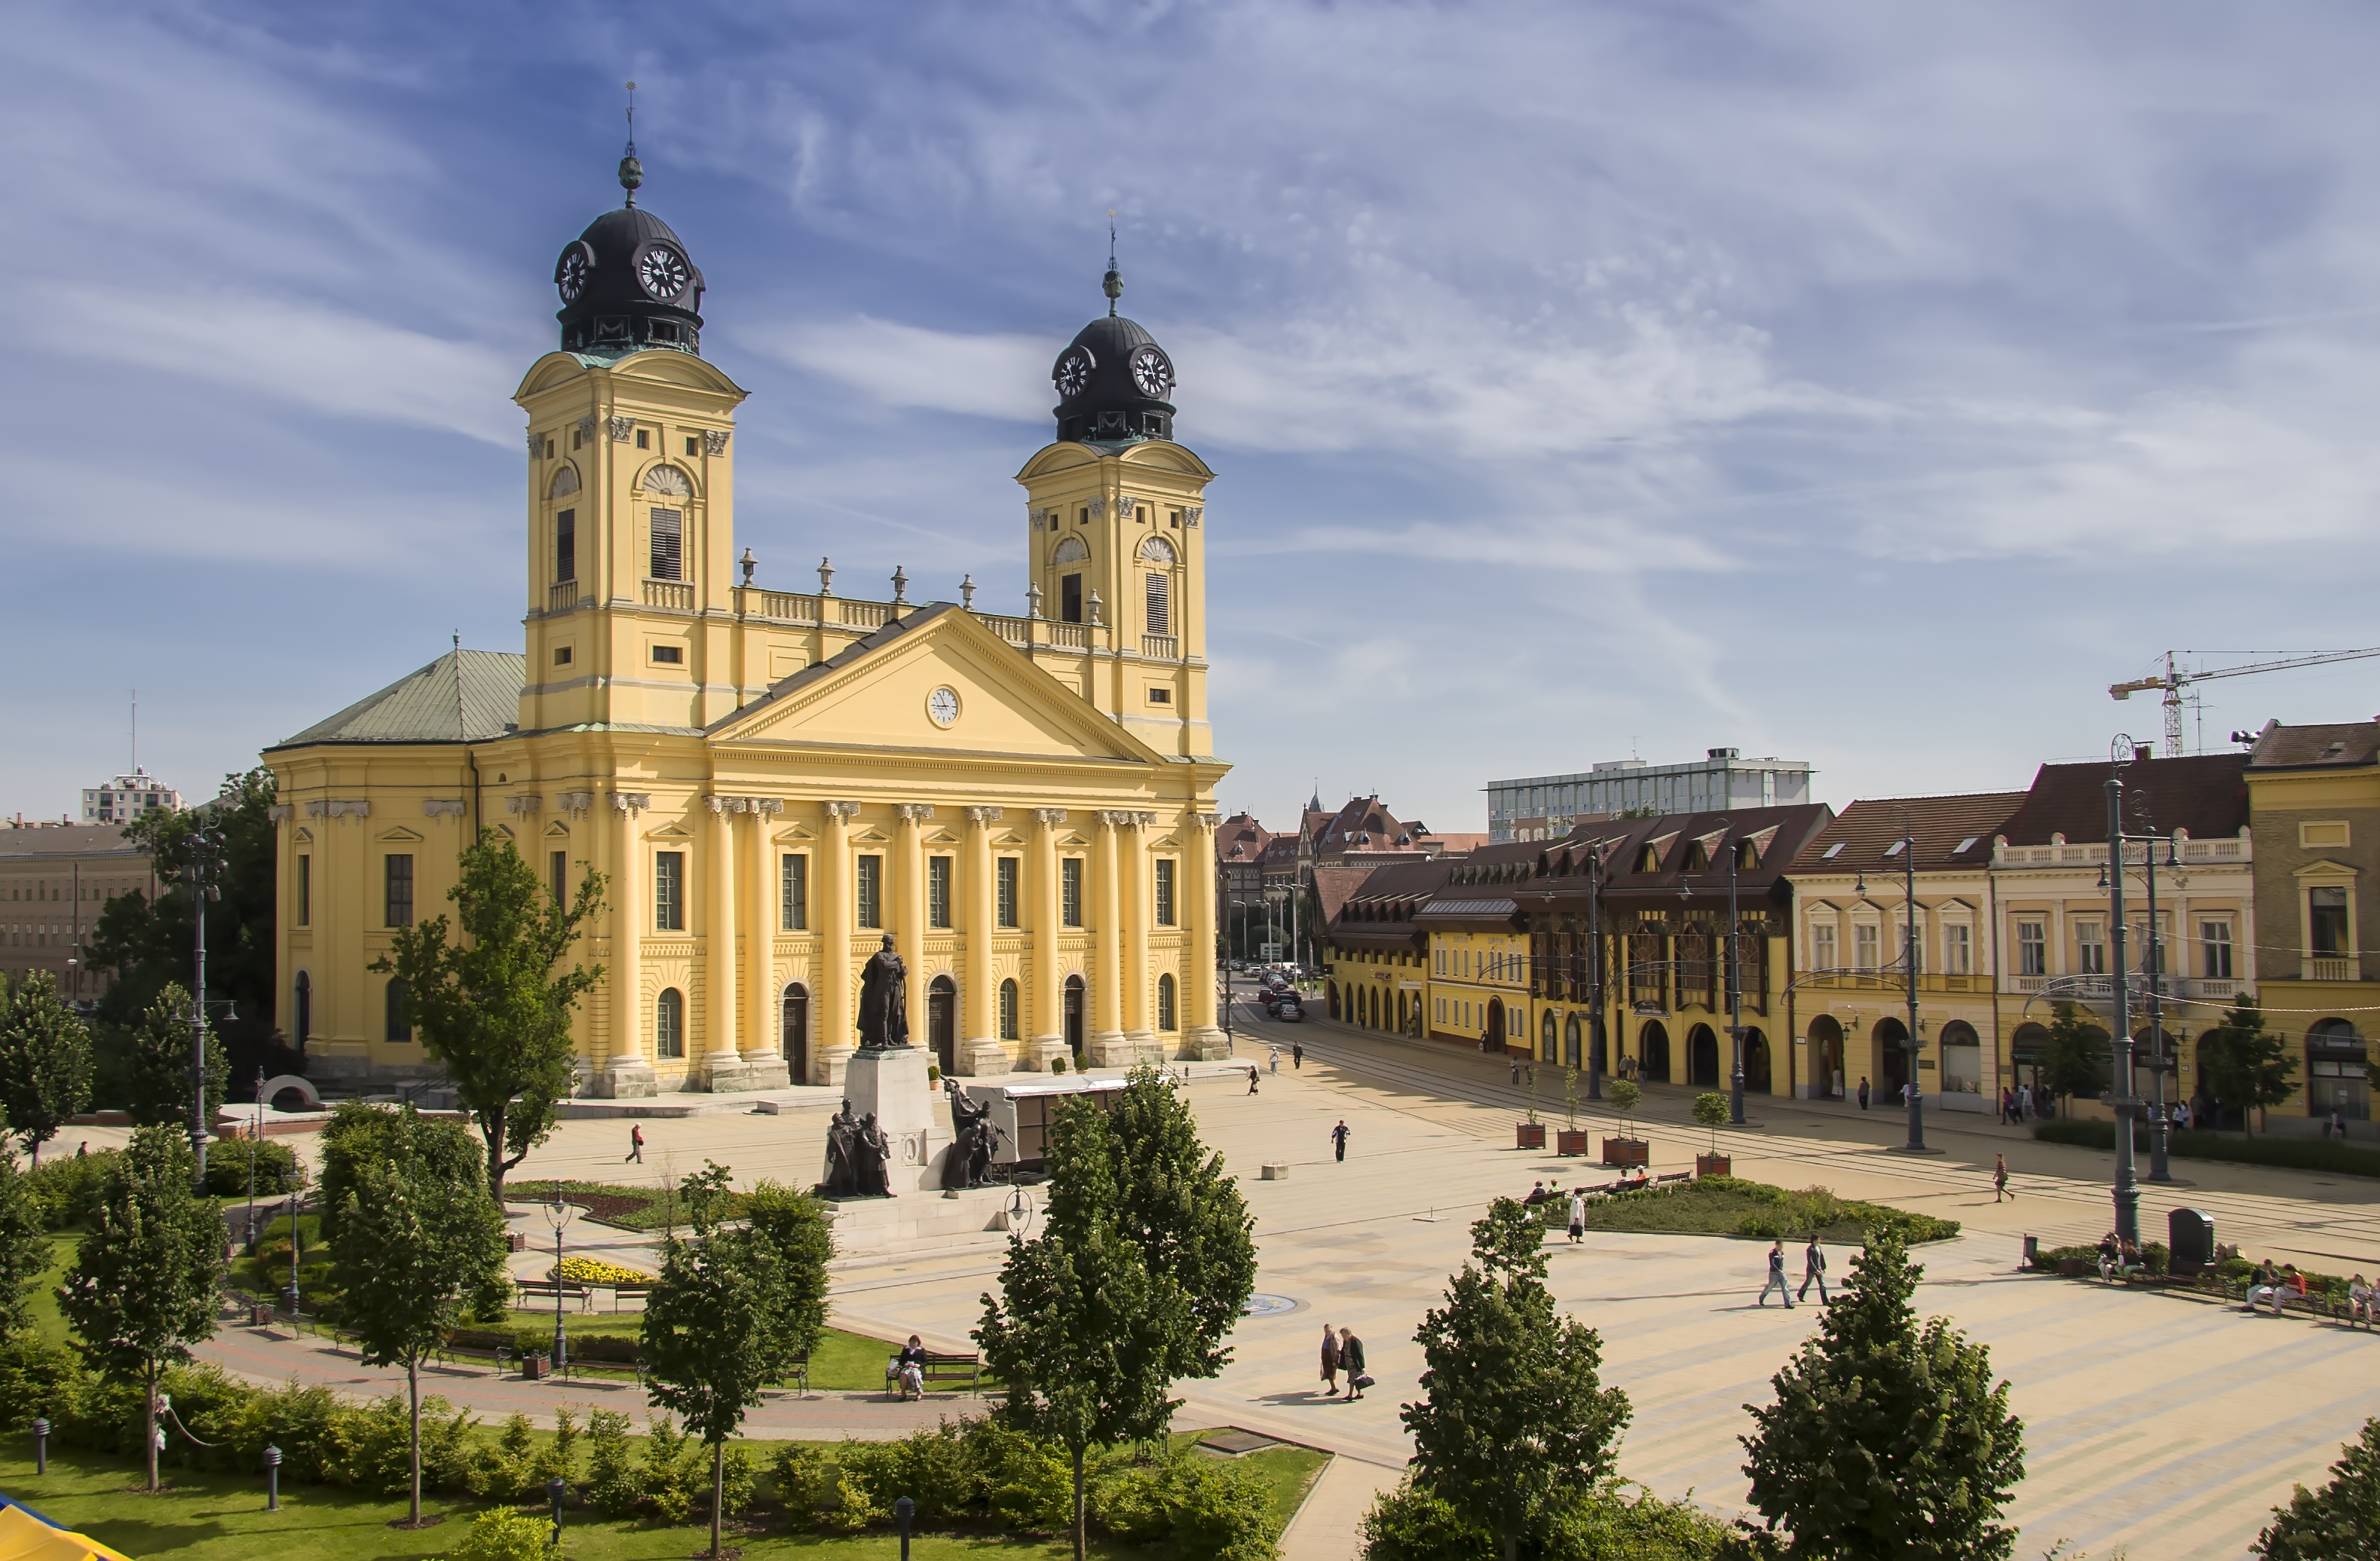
8;1;2380;833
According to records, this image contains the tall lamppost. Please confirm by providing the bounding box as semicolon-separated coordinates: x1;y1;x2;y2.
2104;739;2143;1247
541;1189;577;1374
1856;815;1927;1152
2100;800;2183;1183
1726;845;1747;1125
1584;845;1606;1100
185;824;222;1192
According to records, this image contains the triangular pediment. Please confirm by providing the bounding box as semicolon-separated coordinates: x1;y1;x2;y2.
994;831;1027;847
925;829;960;845
852;828;891;845
773;824;817;843
544;821;571;837
377;827;423;843
651;823;692;840
710;604;1169;767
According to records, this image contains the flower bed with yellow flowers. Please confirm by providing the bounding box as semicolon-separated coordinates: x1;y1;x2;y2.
547;1256;652;1287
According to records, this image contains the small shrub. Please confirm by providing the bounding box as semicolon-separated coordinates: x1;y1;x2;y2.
2141;1241;2170;1278
1050;1055;1069;1076
770;1443;828;1513
1735;1211;1790;1240
819;1465;887;1534
445;1507;550;1561
587;1409;641;1518
927;1064;942;1083
23;1151;119;1230
1165;1453;1281;1561
203;1137;303;1198
640;1413;701;1523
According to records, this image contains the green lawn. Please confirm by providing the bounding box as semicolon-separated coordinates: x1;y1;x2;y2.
28;1234;75;1346
458;1314;991;1394
0;1437;1325;1560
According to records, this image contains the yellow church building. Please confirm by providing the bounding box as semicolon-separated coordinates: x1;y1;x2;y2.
265;152;1230;1096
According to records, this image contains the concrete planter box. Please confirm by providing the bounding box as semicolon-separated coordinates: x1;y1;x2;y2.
1556;1129;1591;1157
1602;1137;1649;1168
1695;1154;1732;1178
1515;1122;1547;1150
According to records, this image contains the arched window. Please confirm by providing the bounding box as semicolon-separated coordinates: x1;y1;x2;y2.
642;464;692;496
548;464;580;499
1052;534;1090;565
999;978;1020;1042
1138;534;1177;564
1541;1009;1559;1063
656;988;685;1058
386;978;412;1044
1157;973;1177;1031
1145;573;1171;635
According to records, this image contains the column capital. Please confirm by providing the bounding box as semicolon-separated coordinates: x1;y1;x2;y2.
896;803;936;822
557;791;596;816
1192;811;1221;831
966;806;1005;824
612;792;651;815
824;800;862;820
1034;807;1068;827
1098;810;1155;830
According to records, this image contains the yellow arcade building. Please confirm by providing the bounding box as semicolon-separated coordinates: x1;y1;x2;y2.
265;155;1230;1097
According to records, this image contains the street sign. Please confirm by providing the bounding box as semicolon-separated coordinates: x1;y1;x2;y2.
1260;943;1283;960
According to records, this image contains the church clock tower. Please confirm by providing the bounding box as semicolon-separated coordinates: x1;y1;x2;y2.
1015;252;1216;759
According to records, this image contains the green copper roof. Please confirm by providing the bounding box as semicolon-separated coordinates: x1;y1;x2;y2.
273;649;525;748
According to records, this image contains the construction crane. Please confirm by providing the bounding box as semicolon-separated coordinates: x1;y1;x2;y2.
2110;647;2380;757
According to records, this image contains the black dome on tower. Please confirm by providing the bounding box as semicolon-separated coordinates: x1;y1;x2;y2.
1051;247;1176;444
552;136;706;357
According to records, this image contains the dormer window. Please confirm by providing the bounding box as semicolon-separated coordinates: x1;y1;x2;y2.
1736;838;1758;871
1638;844;1661;873
1683;842;1709;873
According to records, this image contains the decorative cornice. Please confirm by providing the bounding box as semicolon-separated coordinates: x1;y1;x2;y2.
1098;810;1156;829
304;800;371;819
424;799;468;819
265;804;294;823
706;794;786;816
966;807;1005;824
611;792;651;815
825;800;863;820
896;803;936;822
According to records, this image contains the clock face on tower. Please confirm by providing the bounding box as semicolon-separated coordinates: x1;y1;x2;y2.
637;245;691;301
1054;349;1092;399
1129;346;1174;398
927;687;961;728
555;243;593;303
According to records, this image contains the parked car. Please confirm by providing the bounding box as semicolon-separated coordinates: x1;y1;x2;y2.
1268;999;1305;1023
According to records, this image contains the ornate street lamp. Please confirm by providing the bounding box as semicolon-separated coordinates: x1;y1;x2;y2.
541;1188;577;1374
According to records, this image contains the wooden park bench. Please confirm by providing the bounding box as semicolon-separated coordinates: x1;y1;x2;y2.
606;1281;654;1312
884;1350;982;1397
514;1279;593;1313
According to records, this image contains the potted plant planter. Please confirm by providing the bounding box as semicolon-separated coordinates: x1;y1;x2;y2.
1556;1128;1591;1157
1601;1137;1649;1168
1515;1122;1547;1150
521;1354;551;1381
1695;1153;1732;1178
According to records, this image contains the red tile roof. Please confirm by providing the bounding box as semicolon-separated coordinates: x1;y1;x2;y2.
1790;793;2026;874
1997;754;2247;843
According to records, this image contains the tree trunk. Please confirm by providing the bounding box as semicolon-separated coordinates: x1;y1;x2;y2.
1071;1444;1087;1561
710;1439;725;1559
144;1366;158;1492
29;1138;38;1170
407;1356;423;1525
483;1111;508;1204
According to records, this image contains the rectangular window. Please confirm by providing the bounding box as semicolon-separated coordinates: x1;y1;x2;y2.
2129;914;2170;974
857;855;883;929
1146;573;1171;635
384;855;415;927
555;509;576;583
928;856;953;929
685;436;700;457
550;850;568;904
554;646;573;666
649;507;683;581
296;854;311;928
651;644;683;665
1853;924;1879;972
2201;919;2234;979
781;854;807;931
997;858;1019;928
635;427;650;450
654;852;685;931
2017;919;2047;976
1061;574;1083;623
1061;857;1083;927
2074;917;2106;975
1944;923;1971;975
1147;687;1172;704
1808;923;1835;971
1155;859;1176;926
2311;886;2351;955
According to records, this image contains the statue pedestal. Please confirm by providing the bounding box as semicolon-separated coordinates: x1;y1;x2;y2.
844;1047;948;1194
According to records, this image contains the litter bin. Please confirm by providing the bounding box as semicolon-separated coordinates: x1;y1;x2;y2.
2170;1207;2216;1277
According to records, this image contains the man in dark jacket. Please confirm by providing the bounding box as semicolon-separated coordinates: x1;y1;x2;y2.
1338;1327;1367;1399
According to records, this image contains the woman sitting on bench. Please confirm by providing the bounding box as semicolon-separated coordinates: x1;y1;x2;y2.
887;1335;928;1400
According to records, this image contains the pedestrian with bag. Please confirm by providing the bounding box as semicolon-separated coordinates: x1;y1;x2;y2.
1757;1238;1794;1308
1331;1119;1350;1163
1247;1065;1260;1095
1340;1327;1369;1400
1567;1189;1588;1245
1797;1235;1827;1303
1319;1323;1340;1396
626;1123;645;1163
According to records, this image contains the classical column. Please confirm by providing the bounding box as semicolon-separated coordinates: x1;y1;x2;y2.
816;801;862;1086
1089;811;1128;1063
1030;808;1066;1067
743;798;788;1084
896;803;933;1051
599;792;655;1097
1184;810;1227;1058
960;807;1006;1073
1120;812;1154;1057
700;795;743;1090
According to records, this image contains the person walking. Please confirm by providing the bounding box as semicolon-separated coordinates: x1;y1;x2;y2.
1247;1065;1260;1095
1331;1119;1350;1163
1510;1058;1521;1086
1857;1077;1870;1111
626;1123;645;1164
1993;1153;2013;1202
1798;1235;1827;1303
1758;1238;1794;1308
1339;1327;1368;1400
1269;1043;1281;1076
1567;1188;1588;1245
1319;1323;1340;1395
1292;1042;1304;1070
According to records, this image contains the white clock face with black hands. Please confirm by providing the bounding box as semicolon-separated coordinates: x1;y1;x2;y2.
556;246;592;303
1131;347;1173;398
1055;349;1092;398
928;687;960;727
638;246;691;301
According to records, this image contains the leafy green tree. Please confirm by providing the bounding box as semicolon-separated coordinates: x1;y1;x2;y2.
0;1144;51;1340
0;972;93;1165
1106;1064;1257;1378
1737;1226;2024;1560
2201;1002;2296;1134
330;1125;508;1526
1400;1199;1632;1561
1609;1077;1643;1139
979;1097;1186;1561
57;1126;224;1492
372;830;605;1201
315;1100;489;1248
2255;1414;2380;1559
122;981;228;1132
86;769;284;1076
641;1162;819;1559
1694;1091;1729;1153
737;1177;835;1353
2035;1002;2108;1116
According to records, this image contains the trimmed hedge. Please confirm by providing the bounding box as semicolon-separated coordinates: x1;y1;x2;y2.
2032;1119;2380;1179
1539;1174;1960;1244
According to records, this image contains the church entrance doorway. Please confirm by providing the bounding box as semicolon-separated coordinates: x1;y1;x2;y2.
781;983;810;1085
1064;975;1086;1057
1484;998;1505;1053
1687;1024;1720;1087
929;976;957;1075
